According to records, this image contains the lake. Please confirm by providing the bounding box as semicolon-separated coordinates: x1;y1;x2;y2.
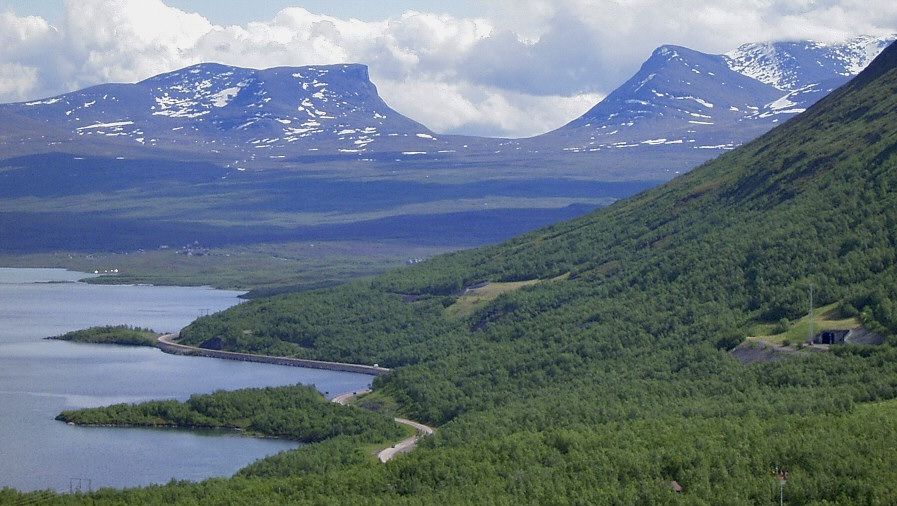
0;268;373;492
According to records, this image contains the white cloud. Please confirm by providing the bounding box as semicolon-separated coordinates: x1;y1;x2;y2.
0;0;895;137
60;0;212;83
378;78;602;136
0;11;52;51
0;13;53;99
0;63;40;99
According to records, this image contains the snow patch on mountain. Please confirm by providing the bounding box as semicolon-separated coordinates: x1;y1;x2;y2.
725;35;896;91
210;87;242;107
0;62;448;160
76;121;134;131
535;35;895;156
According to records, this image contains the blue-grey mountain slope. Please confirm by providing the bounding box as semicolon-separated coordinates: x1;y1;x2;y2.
0;63;481;163
0;36;893;178
526;35;895;161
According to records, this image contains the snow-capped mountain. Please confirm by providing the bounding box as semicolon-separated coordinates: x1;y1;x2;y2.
725;35;893;91
0;36;892;173
530;35;895;154
0;63;469;163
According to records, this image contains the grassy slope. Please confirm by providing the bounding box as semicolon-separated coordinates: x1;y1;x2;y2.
8;44;897;504
749;302;861;345
444;279;542;319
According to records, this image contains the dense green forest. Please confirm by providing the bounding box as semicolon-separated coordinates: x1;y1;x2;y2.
49;325;158;347
57;385;404;444
6;42;897;505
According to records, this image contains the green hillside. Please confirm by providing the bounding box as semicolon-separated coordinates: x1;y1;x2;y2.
49;325;158;347
7;43;897;504
57;385;404;444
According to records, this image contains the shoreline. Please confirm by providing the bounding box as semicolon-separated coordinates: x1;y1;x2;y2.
157;334;436;462
59;421;296;442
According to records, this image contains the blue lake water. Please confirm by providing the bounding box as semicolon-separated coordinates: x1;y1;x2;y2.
0;268;372;492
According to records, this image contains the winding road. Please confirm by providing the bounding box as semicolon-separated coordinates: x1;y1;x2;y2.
157;334;435;462
376;418;435;463
330;389;436;462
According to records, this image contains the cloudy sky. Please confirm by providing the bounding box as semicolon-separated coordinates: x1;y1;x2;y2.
1;1;895;137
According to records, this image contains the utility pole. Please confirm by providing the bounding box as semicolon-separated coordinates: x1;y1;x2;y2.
775;466;788;506
68;477;91;494
808;284;815;343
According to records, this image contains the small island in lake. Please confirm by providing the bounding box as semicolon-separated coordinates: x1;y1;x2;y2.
56;385;406;444
48;325;160;347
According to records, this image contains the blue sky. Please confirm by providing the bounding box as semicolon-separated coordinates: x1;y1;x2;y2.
0;1;894;137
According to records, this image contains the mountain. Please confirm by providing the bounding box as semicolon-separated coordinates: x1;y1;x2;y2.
1;36;894;267
0;63;480;163
182;38;897;370
529;35;895;156
529;44;783;152
36;38;897;503
0;36;892;178
2;36;892;170
725;35;893;91
8;35;897;506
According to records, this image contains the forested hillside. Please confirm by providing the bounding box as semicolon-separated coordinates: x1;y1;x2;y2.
7;43;897;504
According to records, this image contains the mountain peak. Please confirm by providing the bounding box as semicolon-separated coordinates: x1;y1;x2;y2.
533;35;895;165
652;44;708;59
139;62;244;84
141;62;371;83
547;42;779;153
725;34;896;90
644;44;725;70
0;61;443;161
844;39;897;89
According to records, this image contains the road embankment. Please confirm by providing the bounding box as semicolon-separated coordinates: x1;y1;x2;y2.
157;334;390;376
158;334;435;461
